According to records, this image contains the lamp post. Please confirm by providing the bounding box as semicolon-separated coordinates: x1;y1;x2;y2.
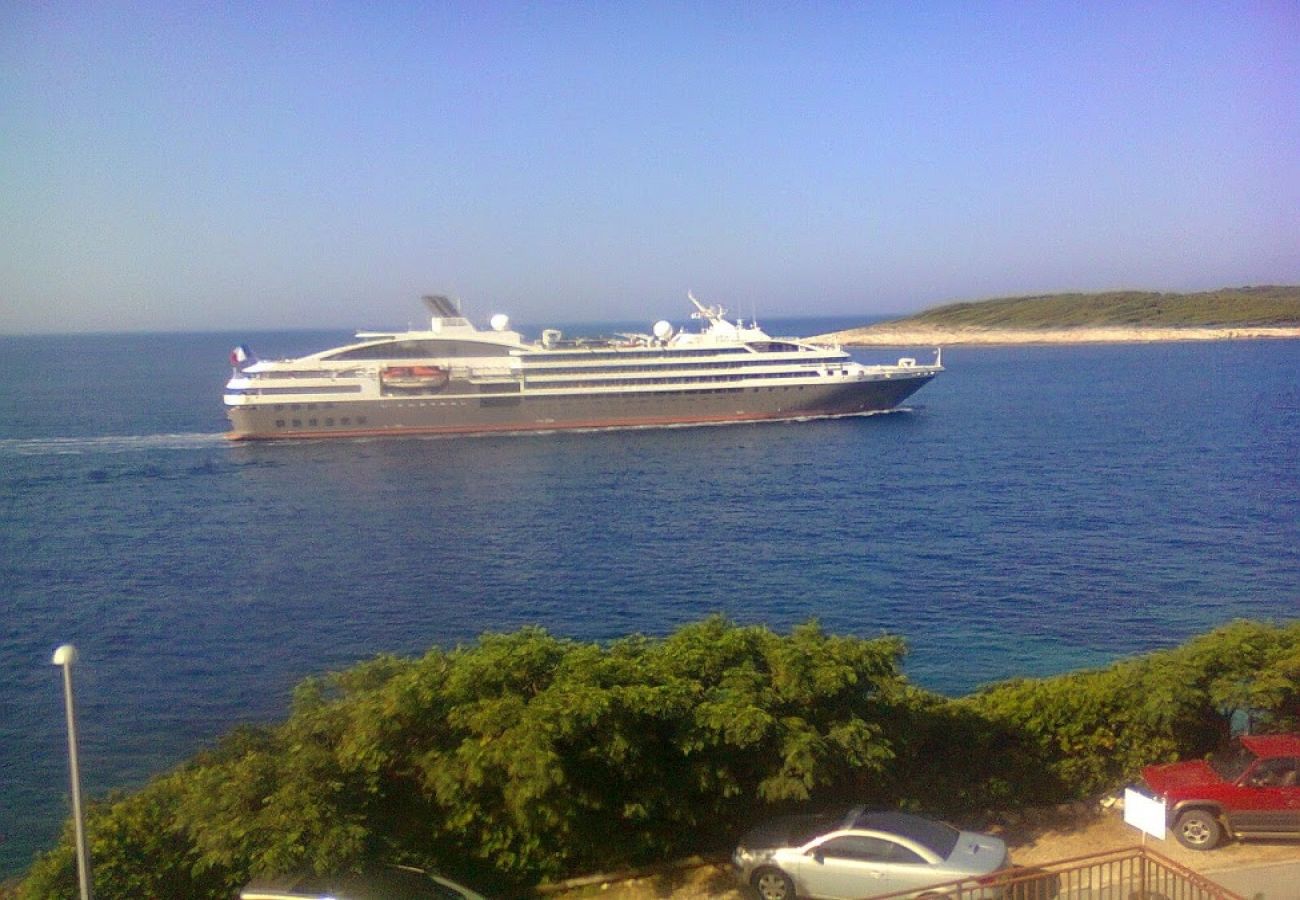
52;644;93;900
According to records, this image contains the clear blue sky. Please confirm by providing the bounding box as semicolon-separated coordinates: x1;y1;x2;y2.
2;1;1297;333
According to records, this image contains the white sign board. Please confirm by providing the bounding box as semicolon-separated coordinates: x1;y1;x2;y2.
1124;788;1166;840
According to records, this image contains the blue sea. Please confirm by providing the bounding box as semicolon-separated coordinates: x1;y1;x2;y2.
2;319;1297;878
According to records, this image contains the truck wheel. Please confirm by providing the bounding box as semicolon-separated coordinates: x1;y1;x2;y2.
752;867;796;900
1173;809;1221;849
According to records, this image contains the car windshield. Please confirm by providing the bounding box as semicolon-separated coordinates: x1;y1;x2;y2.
789;814;844;846
243;868;467;900
741;811;846;849
1209;745;1257;782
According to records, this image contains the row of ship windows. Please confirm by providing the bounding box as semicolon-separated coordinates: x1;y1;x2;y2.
522;356;841;374
526;370;849;387
276;416;369;428
520;387;813;398
241;370;358;379
522;361;847;377
256;383;817;416
523;347;766;361
244;356;845;382
324;340;511;360
237;371;845;403
234;370;836;396
233;385;363;395
527;342;820;359
262;386;818;421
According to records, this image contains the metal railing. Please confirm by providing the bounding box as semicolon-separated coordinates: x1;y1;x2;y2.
868;846;1246;900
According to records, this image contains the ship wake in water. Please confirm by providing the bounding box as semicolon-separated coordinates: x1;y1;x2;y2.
0;433;229;458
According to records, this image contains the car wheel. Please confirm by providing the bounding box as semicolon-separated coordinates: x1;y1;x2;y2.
1173;809;1221;850
751;866;796;900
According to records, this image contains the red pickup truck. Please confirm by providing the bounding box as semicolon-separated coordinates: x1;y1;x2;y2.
1140;733;1300;849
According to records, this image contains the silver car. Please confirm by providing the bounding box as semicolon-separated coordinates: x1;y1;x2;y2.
732;807;1009;899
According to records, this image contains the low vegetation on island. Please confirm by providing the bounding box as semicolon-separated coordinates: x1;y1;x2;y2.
19;618;1300;899
894;286;1300;329
823;286;1300;344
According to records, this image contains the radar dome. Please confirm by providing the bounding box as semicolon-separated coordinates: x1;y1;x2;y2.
490;313;510;332
653;320;673;340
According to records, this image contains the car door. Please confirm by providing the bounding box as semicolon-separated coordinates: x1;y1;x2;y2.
793;833;932;899
1231;756;1300;834
1284;759;1300;834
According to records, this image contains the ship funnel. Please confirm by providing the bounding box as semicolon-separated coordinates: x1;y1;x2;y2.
423;294;460;318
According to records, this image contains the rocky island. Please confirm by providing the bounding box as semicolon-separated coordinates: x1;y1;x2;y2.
815;286;1300;346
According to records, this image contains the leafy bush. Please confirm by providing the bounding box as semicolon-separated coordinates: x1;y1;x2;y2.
20;775;232;899
20;618;1299;899
21;617;910;897
965;619;1300;798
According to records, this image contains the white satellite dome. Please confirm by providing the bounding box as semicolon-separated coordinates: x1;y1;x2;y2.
489;313;510;332
652;320;673;340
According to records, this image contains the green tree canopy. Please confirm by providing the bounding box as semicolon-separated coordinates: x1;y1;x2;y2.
20;617;1299;900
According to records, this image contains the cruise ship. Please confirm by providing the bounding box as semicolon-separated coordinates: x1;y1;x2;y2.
223;294;942;441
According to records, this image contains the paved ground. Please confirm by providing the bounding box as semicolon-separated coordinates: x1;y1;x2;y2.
1209;861;1300;900
547;804;1300;899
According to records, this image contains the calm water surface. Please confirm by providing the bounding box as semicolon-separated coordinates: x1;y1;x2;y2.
1;322;1297;875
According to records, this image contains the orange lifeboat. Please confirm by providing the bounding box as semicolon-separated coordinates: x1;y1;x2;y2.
380;365;450;392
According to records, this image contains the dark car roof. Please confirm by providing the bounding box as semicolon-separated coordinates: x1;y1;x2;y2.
849;811;961;858
1241;734;1300;757
240;865;475;900
740;807;963;858
739;810;850;848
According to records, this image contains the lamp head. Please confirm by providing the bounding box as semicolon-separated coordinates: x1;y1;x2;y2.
52;644;78;666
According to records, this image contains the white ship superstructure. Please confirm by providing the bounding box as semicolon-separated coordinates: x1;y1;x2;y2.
223;294;942;440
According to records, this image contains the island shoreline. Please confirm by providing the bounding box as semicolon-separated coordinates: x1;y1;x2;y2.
811;325;1300;346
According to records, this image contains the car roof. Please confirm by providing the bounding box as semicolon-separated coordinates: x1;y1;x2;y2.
1241;733;1300;757
240;865;483;900
847;811;961;857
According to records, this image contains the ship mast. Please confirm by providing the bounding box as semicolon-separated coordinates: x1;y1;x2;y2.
687;291;728;326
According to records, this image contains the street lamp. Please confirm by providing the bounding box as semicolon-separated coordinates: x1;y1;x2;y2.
52;644;93;900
